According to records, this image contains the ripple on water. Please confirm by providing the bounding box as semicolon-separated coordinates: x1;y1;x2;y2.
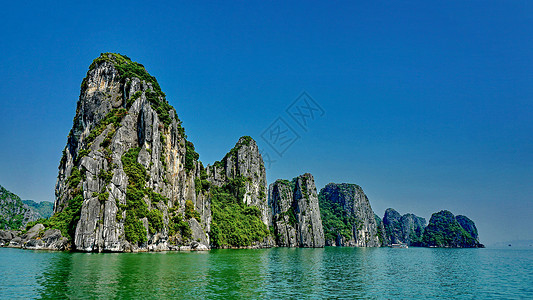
0;247;532;299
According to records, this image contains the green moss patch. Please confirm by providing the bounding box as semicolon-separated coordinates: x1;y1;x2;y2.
210;177;269;248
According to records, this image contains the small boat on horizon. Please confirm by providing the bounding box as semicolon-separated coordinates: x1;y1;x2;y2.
390;243;408;249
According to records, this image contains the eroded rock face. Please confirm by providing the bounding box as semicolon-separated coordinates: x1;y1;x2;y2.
455;215;478;241
0;224;69;250
205;137;273;248
422;210;483;248
23;229;69;251
382;208;426;246
319;183;381;247
208;136;269;225
54;53;209;252
269;174;325;248
269;180;298;247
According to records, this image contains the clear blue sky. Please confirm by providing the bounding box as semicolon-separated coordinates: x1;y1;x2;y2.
0;1;531;245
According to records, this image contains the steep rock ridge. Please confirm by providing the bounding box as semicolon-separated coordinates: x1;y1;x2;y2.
374;214;387;246
382;208;401;244
455;215;479;241
208;136;269;224
269;174;325;248
382;208;426;246
0;185;40;230
206;137;272;248
269;179;297;247
422;210;483;248
319;183;381;247
54;53;208;252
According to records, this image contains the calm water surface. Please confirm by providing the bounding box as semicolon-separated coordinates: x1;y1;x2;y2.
0;247;531;299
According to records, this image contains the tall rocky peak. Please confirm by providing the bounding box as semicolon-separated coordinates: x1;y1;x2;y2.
382;208;426;246
203;136;272;248
55;53;209;252
422;210;483;248
269;173;325;248
208;136;269;225
319;183;381;247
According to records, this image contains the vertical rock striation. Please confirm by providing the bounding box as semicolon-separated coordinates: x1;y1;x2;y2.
382;208;426;246
208;136;269;225
319;183;381;247
422;210;483;248
54;53;209;252
455;215;479;241
206;137;272;248
269;174;325;248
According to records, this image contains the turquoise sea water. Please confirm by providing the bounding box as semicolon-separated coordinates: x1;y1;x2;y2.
0;247;531;299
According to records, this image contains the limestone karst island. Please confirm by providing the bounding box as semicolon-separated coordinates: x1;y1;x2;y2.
0;53;483;252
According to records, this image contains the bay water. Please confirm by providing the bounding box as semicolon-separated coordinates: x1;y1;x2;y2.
1;247;531;299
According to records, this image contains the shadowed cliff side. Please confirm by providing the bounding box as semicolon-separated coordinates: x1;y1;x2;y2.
269;173;325;248
319;183;381;247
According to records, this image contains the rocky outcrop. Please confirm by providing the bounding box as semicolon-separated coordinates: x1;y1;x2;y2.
382;208;426;246
23;228;69;251
0;185;40;230
47;53;276;252
206;136;273;248
374;214;387;246
53;53;209;252
4;53;486;253
269;174;325;248
0;224;69;250
319;183;381;247
422;210;484;248
455;215;479;241
208;136;269;225
0;230;17;246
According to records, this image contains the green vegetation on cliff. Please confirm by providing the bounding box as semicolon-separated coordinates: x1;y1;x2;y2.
318;193;355;242
25;165;85;240
39;194;83;240
0;185;27;230
22;200;54;219
86;53;184;135
30;169;84;240
213;136;253;168
210;176;269;248
185;141;200;172
422;210;480;248
121;148;158;244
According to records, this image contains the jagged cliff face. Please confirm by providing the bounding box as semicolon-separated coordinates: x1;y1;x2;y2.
319;183;381;247
382;208;426;246
400;213;426;245
455;215;478;241
269;174;325;248
208;137;269;225
204;137;272;248
422;210;483;248
55;53;209;252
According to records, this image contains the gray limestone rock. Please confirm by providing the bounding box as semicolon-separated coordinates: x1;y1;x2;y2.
208;136;270;225
456;215;479;241
382;208;426;246
54;53;210;252
269;174;325;248
319;183;381;247
21;224;45;242
0;230;15;244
